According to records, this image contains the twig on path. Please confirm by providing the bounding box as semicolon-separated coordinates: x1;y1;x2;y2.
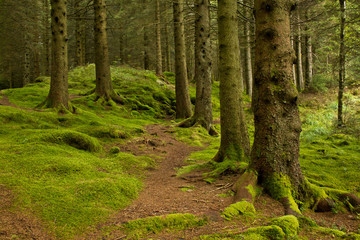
209;183;233;192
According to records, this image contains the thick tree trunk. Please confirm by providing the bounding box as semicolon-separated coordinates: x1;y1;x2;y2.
94;0;121;103
338;0;346;127
304;10;313;89
294;9;304;91
173;0;192;119
178;0;215;135
155;0;163;76
45;0;70;110
214;0;250;162
43;0;50;76
244;0;253;98
251;0;304;215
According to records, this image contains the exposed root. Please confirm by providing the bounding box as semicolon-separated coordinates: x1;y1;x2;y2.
232;171;258;203
177;117;218;136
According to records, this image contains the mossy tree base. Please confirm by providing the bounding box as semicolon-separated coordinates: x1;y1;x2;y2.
177;117;218;136
232;171;258;203
36;98;75;114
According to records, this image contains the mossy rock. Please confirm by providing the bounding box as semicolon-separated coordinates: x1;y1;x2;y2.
221;201;256;220
110;147;120;154
43;130;102;152
270;215;299;237
245;225;285;240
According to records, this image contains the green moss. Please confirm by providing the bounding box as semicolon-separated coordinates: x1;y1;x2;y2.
270;215;299;237
110;146;120;154
264;174;301;214
122;213;207;238
222;201;256;220
42;130;102;152
245;225;286;240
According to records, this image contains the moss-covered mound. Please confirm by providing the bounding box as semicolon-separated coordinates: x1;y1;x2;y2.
222;201;256;220
270;215;299;237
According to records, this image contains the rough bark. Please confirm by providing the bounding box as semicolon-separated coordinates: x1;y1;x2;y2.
44;0;70;110
178;0;216;135
155;0;163;76
294;9;304;91
304;9;313;89
173;0;192;119
251;0;304;214
213;0;250;162
338;0;346;127
93;0;121;103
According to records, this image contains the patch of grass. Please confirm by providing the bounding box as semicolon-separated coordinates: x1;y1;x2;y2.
121;213;207;239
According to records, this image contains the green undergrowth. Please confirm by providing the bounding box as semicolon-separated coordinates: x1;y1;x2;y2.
117;213;207;239
300;97;360;195
0;65;184;238
221;201;256;220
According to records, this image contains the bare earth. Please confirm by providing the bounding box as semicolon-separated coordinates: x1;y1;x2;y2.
0;116;359;239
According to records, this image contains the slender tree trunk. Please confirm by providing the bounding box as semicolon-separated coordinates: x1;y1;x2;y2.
23;34;31;86
304;10;313;89
33;45;41;80
295;9;304;91
178;0;216;135
244;0;253;98
155;0;163;76
214;0;250;162
43;0;50;76
338;0;346;127
93;0;121;103
75;0;86;67
165;22;171;72
45;0;70;110
173;0;192;119
251;0;304;215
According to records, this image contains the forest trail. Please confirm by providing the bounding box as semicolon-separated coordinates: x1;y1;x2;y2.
82;124;238;239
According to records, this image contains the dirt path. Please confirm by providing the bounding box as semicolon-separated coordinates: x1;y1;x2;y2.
82;124;239;239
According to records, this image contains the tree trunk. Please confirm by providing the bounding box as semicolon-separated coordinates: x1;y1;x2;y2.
75;0;86;67
23;34;31;86
43;0;50;76
45;0;70;110
178;0;215;135
214;0;250;162
94;0;121;103
304;10;313;89
173;0;192;119
244;0;254;98
338;0;346;127
251;0;304;215
294;9;304;91
155;0;163;76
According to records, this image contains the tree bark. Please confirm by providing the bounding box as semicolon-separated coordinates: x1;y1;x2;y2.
244;0;254;98
214;0;250;162
251;0;304;215
155;0;163;76
93;0;121;103
304;9;313;89
178;0;215;135
75;0;86;67
173;0;192;119
23;33;31;86
294;9;304;91
43;0;50;76
45;0;70;110
338;0;346;127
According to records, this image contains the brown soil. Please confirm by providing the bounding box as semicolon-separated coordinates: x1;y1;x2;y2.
0;185;53;240
1;119;359;239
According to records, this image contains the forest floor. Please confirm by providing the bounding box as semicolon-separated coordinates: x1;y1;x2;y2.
1;88;360;239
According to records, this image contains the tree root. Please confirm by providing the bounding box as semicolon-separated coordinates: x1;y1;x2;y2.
177;117;218;136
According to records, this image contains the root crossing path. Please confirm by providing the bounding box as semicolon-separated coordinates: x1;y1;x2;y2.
83;124;234;239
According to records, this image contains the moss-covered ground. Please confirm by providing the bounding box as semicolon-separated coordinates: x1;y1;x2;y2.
0;65;359;239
